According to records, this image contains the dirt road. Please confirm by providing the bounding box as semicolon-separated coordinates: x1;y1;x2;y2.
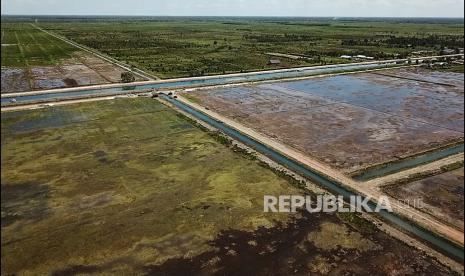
175;94;465;247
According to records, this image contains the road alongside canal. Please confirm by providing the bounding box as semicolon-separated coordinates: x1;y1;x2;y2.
3;54;463;107
354;143;465;181
161;93;464;262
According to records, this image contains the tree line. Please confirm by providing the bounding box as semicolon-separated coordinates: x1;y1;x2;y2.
342;35;464;49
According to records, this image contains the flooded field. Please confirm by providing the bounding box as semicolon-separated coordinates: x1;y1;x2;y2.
377;67;465;87
385;167;464;231
1;99;456;274
183;68;464;174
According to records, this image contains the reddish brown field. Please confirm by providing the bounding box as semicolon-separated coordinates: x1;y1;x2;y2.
385;168;464;230
183;69;464;173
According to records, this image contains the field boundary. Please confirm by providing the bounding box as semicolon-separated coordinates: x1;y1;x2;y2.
31;24;158;81
170;94;465;248
2;54;462;99
371;72;458;87
159;94;465;273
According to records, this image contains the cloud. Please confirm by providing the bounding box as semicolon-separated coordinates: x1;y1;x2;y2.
2;0;464;17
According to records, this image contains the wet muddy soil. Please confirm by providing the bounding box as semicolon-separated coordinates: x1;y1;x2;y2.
378;67;464;87
2;51;140;93
184;69;464;173
1;68;31;93
385;168;464;231
142;211;456;276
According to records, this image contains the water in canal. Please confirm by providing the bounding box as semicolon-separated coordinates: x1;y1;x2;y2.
2;63;393;106
161;94;464;261
354;144;465;181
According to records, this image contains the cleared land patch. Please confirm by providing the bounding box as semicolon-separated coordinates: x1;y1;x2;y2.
1;23;138;93
385;167;464;231
1;99;455;275
183;68;464;174
376;67;465;87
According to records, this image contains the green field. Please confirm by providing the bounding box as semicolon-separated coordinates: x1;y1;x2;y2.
1;98;456;274
33;17;464;78
439;64;465;73
1;23;77;67
1;98;299;274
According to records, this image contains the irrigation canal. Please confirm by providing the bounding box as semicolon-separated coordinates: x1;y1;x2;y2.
354;144;465;181
161;94;464;261
2;62;398;107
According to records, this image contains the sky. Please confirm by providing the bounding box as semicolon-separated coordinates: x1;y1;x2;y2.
2;0;464;17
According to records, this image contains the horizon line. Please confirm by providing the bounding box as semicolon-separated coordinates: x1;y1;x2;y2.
1;14;464;19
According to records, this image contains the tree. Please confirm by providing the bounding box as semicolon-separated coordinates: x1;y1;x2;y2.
121;72;135;83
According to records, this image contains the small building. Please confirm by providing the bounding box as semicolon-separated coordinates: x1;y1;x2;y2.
434;62;448;67
442;48;456;55
268;59;281;65
411;50;434;56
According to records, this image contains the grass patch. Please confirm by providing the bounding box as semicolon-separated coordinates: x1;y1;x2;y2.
336;212;378;235
1;98;303;274
22;18;464;78
438;64;465;73
1;23;77;67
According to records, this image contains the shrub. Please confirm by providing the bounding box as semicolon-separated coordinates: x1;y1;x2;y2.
121;72;136;83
